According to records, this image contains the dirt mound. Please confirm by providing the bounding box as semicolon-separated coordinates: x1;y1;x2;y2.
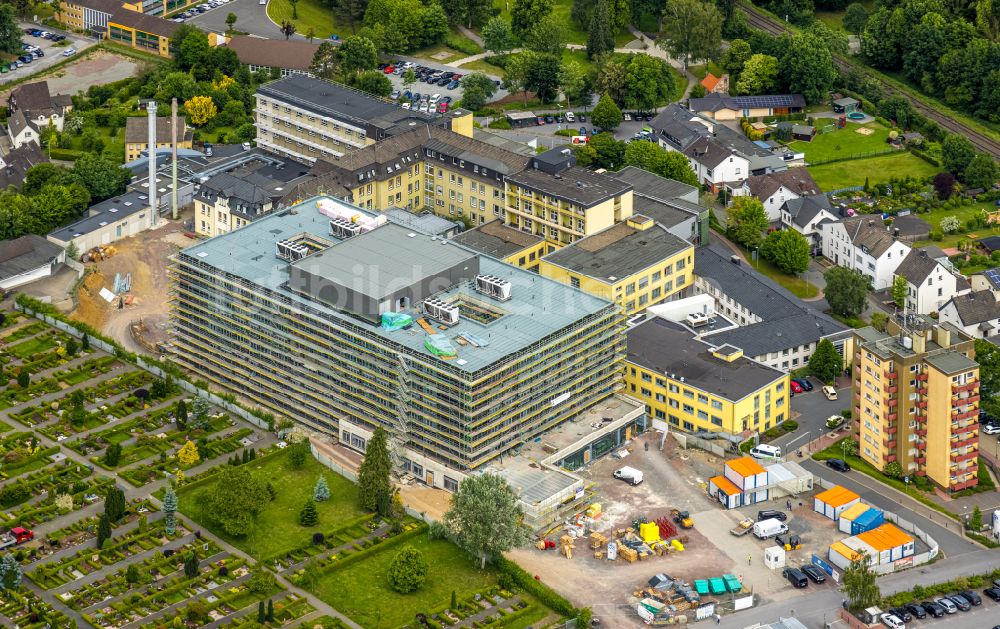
70;271;109;330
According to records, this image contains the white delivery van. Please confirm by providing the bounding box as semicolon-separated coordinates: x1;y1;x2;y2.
750;444;781;460
753;518;788;539
613;466;644;485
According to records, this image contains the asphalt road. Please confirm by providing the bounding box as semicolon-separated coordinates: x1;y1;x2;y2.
801;459;977;559
187;0;285;39
0;22;96;87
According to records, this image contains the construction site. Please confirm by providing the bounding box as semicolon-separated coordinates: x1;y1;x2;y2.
69;218;189;354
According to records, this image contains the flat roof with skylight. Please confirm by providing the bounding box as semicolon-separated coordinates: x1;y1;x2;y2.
177;195;614;373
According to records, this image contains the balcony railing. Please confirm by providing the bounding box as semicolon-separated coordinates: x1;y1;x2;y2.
916;441;927;450
914;456;926;464
916;387;928;396
951;436;978;449
883;439;897;449
916;400;927;409
886;454;897;463
916;373;928;381
953;409;979;422
952;380;978;394
951;450;978;463
888;385;898;394
888;372;898;380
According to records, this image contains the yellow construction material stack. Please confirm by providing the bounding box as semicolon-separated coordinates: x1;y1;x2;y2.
671;539;685;552
586;503;602;518
639;522;661;544
620;547;638;562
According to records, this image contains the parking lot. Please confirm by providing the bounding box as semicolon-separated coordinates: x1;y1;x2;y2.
171;0;244;26
0;24;93;86
186;0;286;39
380;61;510;111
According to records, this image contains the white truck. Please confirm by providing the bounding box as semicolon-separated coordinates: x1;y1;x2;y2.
753;518;788;539
613;466;644;485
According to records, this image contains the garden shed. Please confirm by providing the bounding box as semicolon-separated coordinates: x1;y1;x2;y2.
832;97;859;114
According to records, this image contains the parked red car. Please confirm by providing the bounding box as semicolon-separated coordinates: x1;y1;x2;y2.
383;66;395;74
790;380;804;395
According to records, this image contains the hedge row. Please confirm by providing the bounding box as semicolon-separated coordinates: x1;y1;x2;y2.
495;556;575;617
15;295;275;428
910;148;941;167
318;522;426;573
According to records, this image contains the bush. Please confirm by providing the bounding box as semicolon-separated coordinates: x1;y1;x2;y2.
388;545;428;593
488;118;511;130
48;148;84;161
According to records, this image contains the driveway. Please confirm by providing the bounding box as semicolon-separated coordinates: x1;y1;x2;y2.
0;23;96;87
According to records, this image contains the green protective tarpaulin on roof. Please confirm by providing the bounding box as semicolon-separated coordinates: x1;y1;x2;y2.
380;312;413;331
694;580;709;595
709;578;727;594
424;333;457;357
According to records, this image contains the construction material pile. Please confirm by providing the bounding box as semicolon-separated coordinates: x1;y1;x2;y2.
535;508;689;564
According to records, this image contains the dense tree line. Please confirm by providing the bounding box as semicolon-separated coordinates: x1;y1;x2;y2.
717;27;838;103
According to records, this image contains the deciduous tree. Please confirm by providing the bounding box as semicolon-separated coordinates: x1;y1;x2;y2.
352;70;393;97
186;96;218;127
0;5;22;55
591;93;622;131
524;14;565;56
511;0;553;38
622;53;675;112
177;440;201;467
70;154;130;203
734;54;778;95
963;154;999;190
809;338;843;383
444;473;530;569
338;35;378;79
824;267;869;317
482;16;515;57
623;141;698;186
721;38;751;81
843;552;880;612
203;466;270;536
843;2;869;35
780;32;837;104
942;134;976;176
658;0;722;69
891;274;908;309
760;229;810;274
460;73;498;111
726;196;768;250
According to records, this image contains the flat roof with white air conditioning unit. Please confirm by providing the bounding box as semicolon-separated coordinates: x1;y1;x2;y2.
276;239;309;262
423;297;460;326
686;312;710;328
329;217;361;240
475;274;512;301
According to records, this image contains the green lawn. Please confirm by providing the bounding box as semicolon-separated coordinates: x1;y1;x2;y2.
790;122;892;164
912;202;999;249
267;0;350;39
491;0;634;47
458;58;505;78
731;242;821;299
177;448;365;561
411;36;483;64
310;533;497;628
815;0;874;31
61;127;126;163
689;62;724;81
808;152;940;191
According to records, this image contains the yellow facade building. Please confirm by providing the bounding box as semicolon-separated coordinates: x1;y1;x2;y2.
504;148;633;248
108;8;179;58
124;115;192;162
539;215;694;314
851;318;980;492
57;0;135;34
625;316;789;435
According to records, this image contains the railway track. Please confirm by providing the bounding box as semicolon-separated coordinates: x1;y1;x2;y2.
739;4;1000;160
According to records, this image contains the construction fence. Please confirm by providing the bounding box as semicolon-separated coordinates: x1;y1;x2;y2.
15;304;272;433
670;431;729;458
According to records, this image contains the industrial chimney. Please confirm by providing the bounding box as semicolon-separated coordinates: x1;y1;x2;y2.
147;100;158;226
171;98;178;220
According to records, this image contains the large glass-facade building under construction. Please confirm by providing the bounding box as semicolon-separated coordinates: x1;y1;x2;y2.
170;195;624;483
